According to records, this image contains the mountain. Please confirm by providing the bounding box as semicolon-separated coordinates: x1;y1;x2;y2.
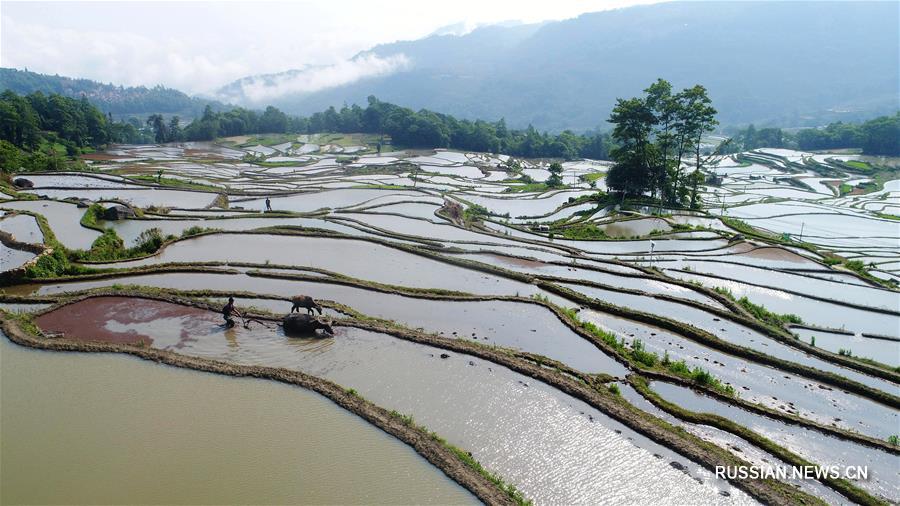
0;68;227;120
217;1;900;131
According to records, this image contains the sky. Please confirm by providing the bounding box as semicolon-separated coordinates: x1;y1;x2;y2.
0;0;662;98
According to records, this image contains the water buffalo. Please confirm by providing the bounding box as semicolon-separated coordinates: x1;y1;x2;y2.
282;313;333;336
291;295;322;315
12;178;33;189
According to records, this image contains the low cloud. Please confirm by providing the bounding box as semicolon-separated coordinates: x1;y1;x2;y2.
1;15;250;94
221;53;411;104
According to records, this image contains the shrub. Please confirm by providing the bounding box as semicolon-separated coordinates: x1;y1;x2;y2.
630;339;658;367
180;225;215;238
737;296;803;326
844;260;867;274
85;229;125;261
560;222;607;240
134;227;166;254
25;249;69;278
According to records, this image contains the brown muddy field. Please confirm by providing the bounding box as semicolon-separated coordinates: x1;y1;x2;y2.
35;296;218;345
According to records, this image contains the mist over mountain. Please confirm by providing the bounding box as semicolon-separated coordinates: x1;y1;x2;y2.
217;1;899;131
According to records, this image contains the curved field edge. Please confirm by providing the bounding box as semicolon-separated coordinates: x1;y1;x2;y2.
0;310;527;506
627;376;890;506
4;291;830;506
3;264;895;452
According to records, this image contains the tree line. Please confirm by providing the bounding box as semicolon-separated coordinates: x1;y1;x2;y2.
604;79;718;208
723;114;899;156
150;97;613;160
0;90;157;172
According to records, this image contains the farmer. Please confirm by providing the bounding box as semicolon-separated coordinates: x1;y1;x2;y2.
222;296;236;328
265;197;272;212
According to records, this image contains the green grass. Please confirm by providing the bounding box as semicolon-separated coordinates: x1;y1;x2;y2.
180;226;220;238
24;248;92;278
580;172;606;183
550;301;736;396
463;203;490;224
69;227;176;263
844;160;871;171
714;287;803;326
843;259;868;275
505;182;552;193
738;295;803;325
130;175;222;193
558;222;607;240
79;203;105;231
720;217;758;236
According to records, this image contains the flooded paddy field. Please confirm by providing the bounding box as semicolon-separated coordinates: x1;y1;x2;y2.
0;335;476;505
29;296;750;504
2;142;897;505
575;305;899;439
650;382;899;502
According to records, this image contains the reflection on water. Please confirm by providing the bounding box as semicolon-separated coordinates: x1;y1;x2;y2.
35;298;753;505
0;334;477;505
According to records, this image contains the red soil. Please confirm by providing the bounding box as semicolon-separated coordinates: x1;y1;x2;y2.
35;296;217;345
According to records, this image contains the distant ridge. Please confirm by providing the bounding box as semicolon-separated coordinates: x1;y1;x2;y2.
216;1;900;131
0;67;227;119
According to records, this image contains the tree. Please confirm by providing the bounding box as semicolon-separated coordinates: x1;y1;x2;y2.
167;116;182;142
259;106;288;133
680;85;718;193
644;79;676;203
146;114;168;143
607;96;656;196
606;80;718;205
547;161;564;187
861;113;899;156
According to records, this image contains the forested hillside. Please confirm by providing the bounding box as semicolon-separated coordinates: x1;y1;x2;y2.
0;90;151;172
0;68;225;118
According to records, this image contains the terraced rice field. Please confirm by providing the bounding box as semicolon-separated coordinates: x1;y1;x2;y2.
2;141;898;505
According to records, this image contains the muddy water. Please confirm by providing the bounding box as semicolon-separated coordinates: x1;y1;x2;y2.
602;218;672;238
577;309;899;439
652;381;900;502
35;298;752;504
0;335;476;505
90;234;541;296
34;284;624;375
